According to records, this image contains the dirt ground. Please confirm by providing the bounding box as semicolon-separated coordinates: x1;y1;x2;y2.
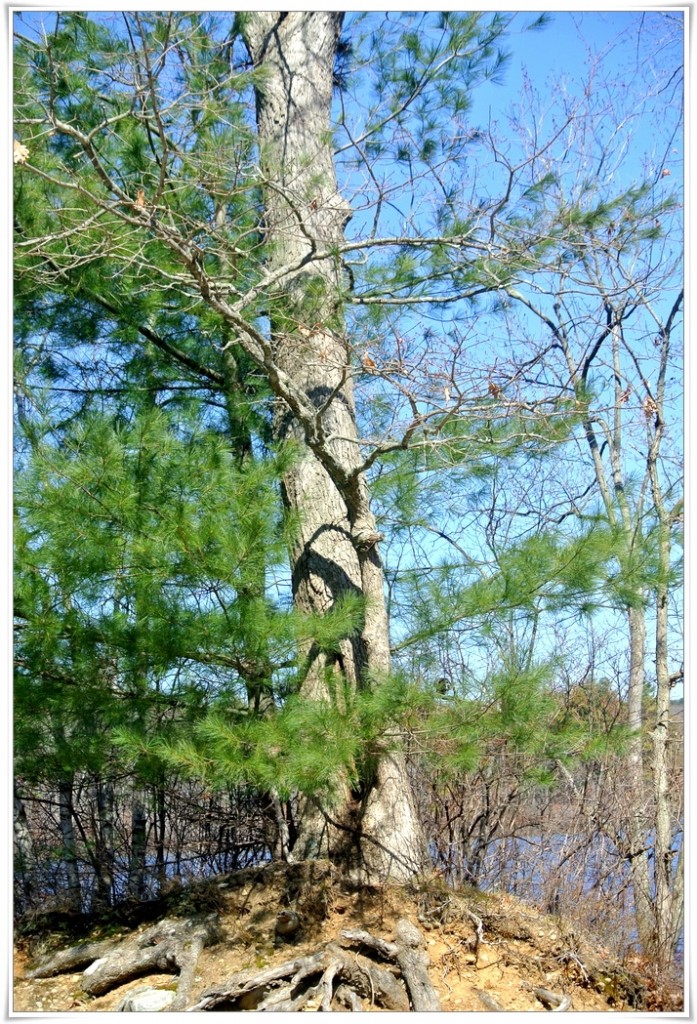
13;861;683;1013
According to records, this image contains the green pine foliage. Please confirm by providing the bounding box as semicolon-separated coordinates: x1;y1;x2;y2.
15;408;293;784
14;11;268;438
13;11;681;916
15;405;406;805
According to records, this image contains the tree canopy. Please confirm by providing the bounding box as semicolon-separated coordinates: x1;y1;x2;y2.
14;9;683;972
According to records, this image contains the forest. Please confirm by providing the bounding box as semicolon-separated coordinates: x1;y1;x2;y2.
13;9;683;1012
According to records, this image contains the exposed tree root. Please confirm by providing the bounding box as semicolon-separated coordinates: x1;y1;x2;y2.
26;911;438;1013
534;986;572;1011
391;918;441;1011
27;916;219;1011
476;988;504;1011
189;917;440;1012
27;937;123;980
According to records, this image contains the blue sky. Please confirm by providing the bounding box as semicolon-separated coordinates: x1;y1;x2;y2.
10;8;685;697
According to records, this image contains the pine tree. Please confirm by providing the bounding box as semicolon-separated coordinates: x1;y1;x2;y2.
14;9;682;933
15;10;512;880
14;404;304;902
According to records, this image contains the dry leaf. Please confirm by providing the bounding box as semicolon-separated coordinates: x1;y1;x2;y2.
619;385;632;404
642;396;658;418
134;188;146;209
13;139;29;164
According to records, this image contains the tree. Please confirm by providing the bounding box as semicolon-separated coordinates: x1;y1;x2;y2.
430;26;683;966
13;8;682;941
14;9;518;882
506;162;681;977
14;405;300;904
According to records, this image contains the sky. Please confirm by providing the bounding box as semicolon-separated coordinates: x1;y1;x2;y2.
3;6;690;993
10;5;685;655
8;7;687;700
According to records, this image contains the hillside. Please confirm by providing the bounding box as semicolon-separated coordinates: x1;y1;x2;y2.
14;861;682;1013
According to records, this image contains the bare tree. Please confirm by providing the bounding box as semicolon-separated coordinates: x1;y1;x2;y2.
480;33;684;966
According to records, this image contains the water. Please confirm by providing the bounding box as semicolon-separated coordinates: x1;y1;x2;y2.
435;829;683;966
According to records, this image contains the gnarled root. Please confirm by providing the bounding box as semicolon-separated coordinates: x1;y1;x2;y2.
190;917;440;1012
534;986;572;1012
28;937;124;980
83;916;219;1010
28;916;219;1010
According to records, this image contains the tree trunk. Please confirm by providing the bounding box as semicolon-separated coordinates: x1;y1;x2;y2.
92;778;115;910
128;793;148;900
241;12;424;881
58;777;82;912
624;605;654;955
13;784;35;907
652;577;676;966
650;459;681;966
155;780;167;892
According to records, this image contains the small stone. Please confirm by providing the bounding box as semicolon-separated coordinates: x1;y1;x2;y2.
116;988;176;1012
275;909;301;942
479;952;489;963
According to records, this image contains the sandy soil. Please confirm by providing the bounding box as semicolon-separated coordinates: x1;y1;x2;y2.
13;861;682;1013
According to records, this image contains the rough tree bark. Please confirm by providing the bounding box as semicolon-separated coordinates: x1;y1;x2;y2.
92;778;115;911
13;784;35;906
240;12;425;882
58;777;82;913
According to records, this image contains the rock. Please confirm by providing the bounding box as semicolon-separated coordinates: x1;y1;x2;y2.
116;987;176;1012
275;910;300;940
83;958;108;976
